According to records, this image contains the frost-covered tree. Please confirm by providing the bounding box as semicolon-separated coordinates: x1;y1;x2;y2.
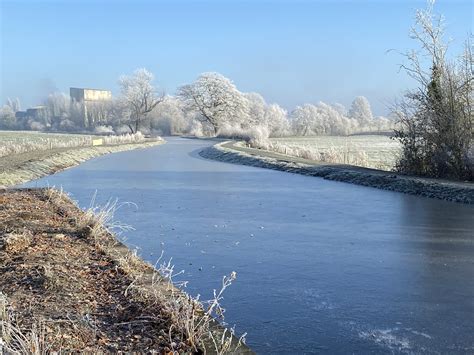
240;93;290;136
177;72;248;135
86;100;115;127
45;93;71;128
46;93;69;118
374;116;393;132
6;98;20;113
290;104;319;135
349;96;373;126
150;96;187;135
244;92;266;127
315;102;346;135
264;103;289;136
331;103;347;117
393;0;473;180
118;68;164;133
290;101;367;136
0;105;16;129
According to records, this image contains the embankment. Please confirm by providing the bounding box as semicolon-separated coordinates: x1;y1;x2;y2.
0;140;163;187
0;188;251;353
200;141;474;204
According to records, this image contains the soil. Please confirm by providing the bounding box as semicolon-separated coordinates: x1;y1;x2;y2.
0;188;189;353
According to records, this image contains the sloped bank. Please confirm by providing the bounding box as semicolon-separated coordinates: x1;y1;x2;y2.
0;140;164;187
0;188;252;354
199;141;474;204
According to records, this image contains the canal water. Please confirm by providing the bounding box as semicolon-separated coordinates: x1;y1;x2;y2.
24;137;474;354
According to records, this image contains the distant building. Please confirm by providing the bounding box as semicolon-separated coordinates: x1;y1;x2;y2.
70;87;112;128
26;106;49;120
14;106;49;128
15;111;28;119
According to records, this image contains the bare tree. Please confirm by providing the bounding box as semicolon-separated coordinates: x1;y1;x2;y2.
0;105;16;129
118;68;164;133
6;98;21;113
393;0;473;180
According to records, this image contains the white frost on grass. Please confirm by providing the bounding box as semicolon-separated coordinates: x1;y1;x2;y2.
0;130;154;158
250;135;400;171
0;130;94;157
199;141;474;204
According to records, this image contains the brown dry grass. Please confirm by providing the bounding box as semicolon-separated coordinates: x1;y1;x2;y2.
0;188;251;354
0;188;188;353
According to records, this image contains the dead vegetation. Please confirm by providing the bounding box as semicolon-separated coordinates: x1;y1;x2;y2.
0;188;249;354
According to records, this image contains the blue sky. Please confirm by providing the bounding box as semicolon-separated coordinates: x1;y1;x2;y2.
0;0;472;115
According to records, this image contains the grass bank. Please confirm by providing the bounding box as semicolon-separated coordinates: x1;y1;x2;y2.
0;188;251;353
200;141;474;204
0;139;164;187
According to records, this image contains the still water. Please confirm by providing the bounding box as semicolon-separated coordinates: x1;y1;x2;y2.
25;137;474;354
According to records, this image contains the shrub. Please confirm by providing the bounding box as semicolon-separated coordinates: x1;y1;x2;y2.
94;125;114;134
28;121;45;131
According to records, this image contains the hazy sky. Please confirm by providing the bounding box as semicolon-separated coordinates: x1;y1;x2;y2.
1;0;472;115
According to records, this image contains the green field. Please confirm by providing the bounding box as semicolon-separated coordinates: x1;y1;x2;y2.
269;135;401;170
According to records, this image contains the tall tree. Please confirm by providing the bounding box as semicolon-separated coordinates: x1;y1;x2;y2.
6;98;20;113
290;104;319;136
119;68;164;133
264;103;289;136
177;72;247;135
393;0;473;180
349;96;373;126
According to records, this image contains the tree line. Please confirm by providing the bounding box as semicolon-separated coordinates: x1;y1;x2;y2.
1;1;471;180
0;69;393;137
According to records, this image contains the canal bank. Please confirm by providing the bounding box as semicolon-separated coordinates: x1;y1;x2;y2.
0;138;165;187
0;188;252;353
199;140;474;204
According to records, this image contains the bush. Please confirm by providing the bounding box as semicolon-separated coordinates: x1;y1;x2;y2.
114;125;131;134
28;121;45;131
94;125;114;135
58;119;77;132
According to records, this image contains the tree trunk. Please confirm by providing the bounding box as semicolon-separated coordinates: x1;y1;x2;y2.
135;118;140;134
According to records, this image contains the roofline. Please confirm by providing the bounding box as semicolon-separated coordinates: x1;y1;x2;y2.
70;87;112;93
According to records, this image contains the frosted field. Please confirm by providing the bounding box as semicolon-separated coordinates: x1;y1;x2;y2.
0;131;93;157
270;135;401;171
0;131;148;158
